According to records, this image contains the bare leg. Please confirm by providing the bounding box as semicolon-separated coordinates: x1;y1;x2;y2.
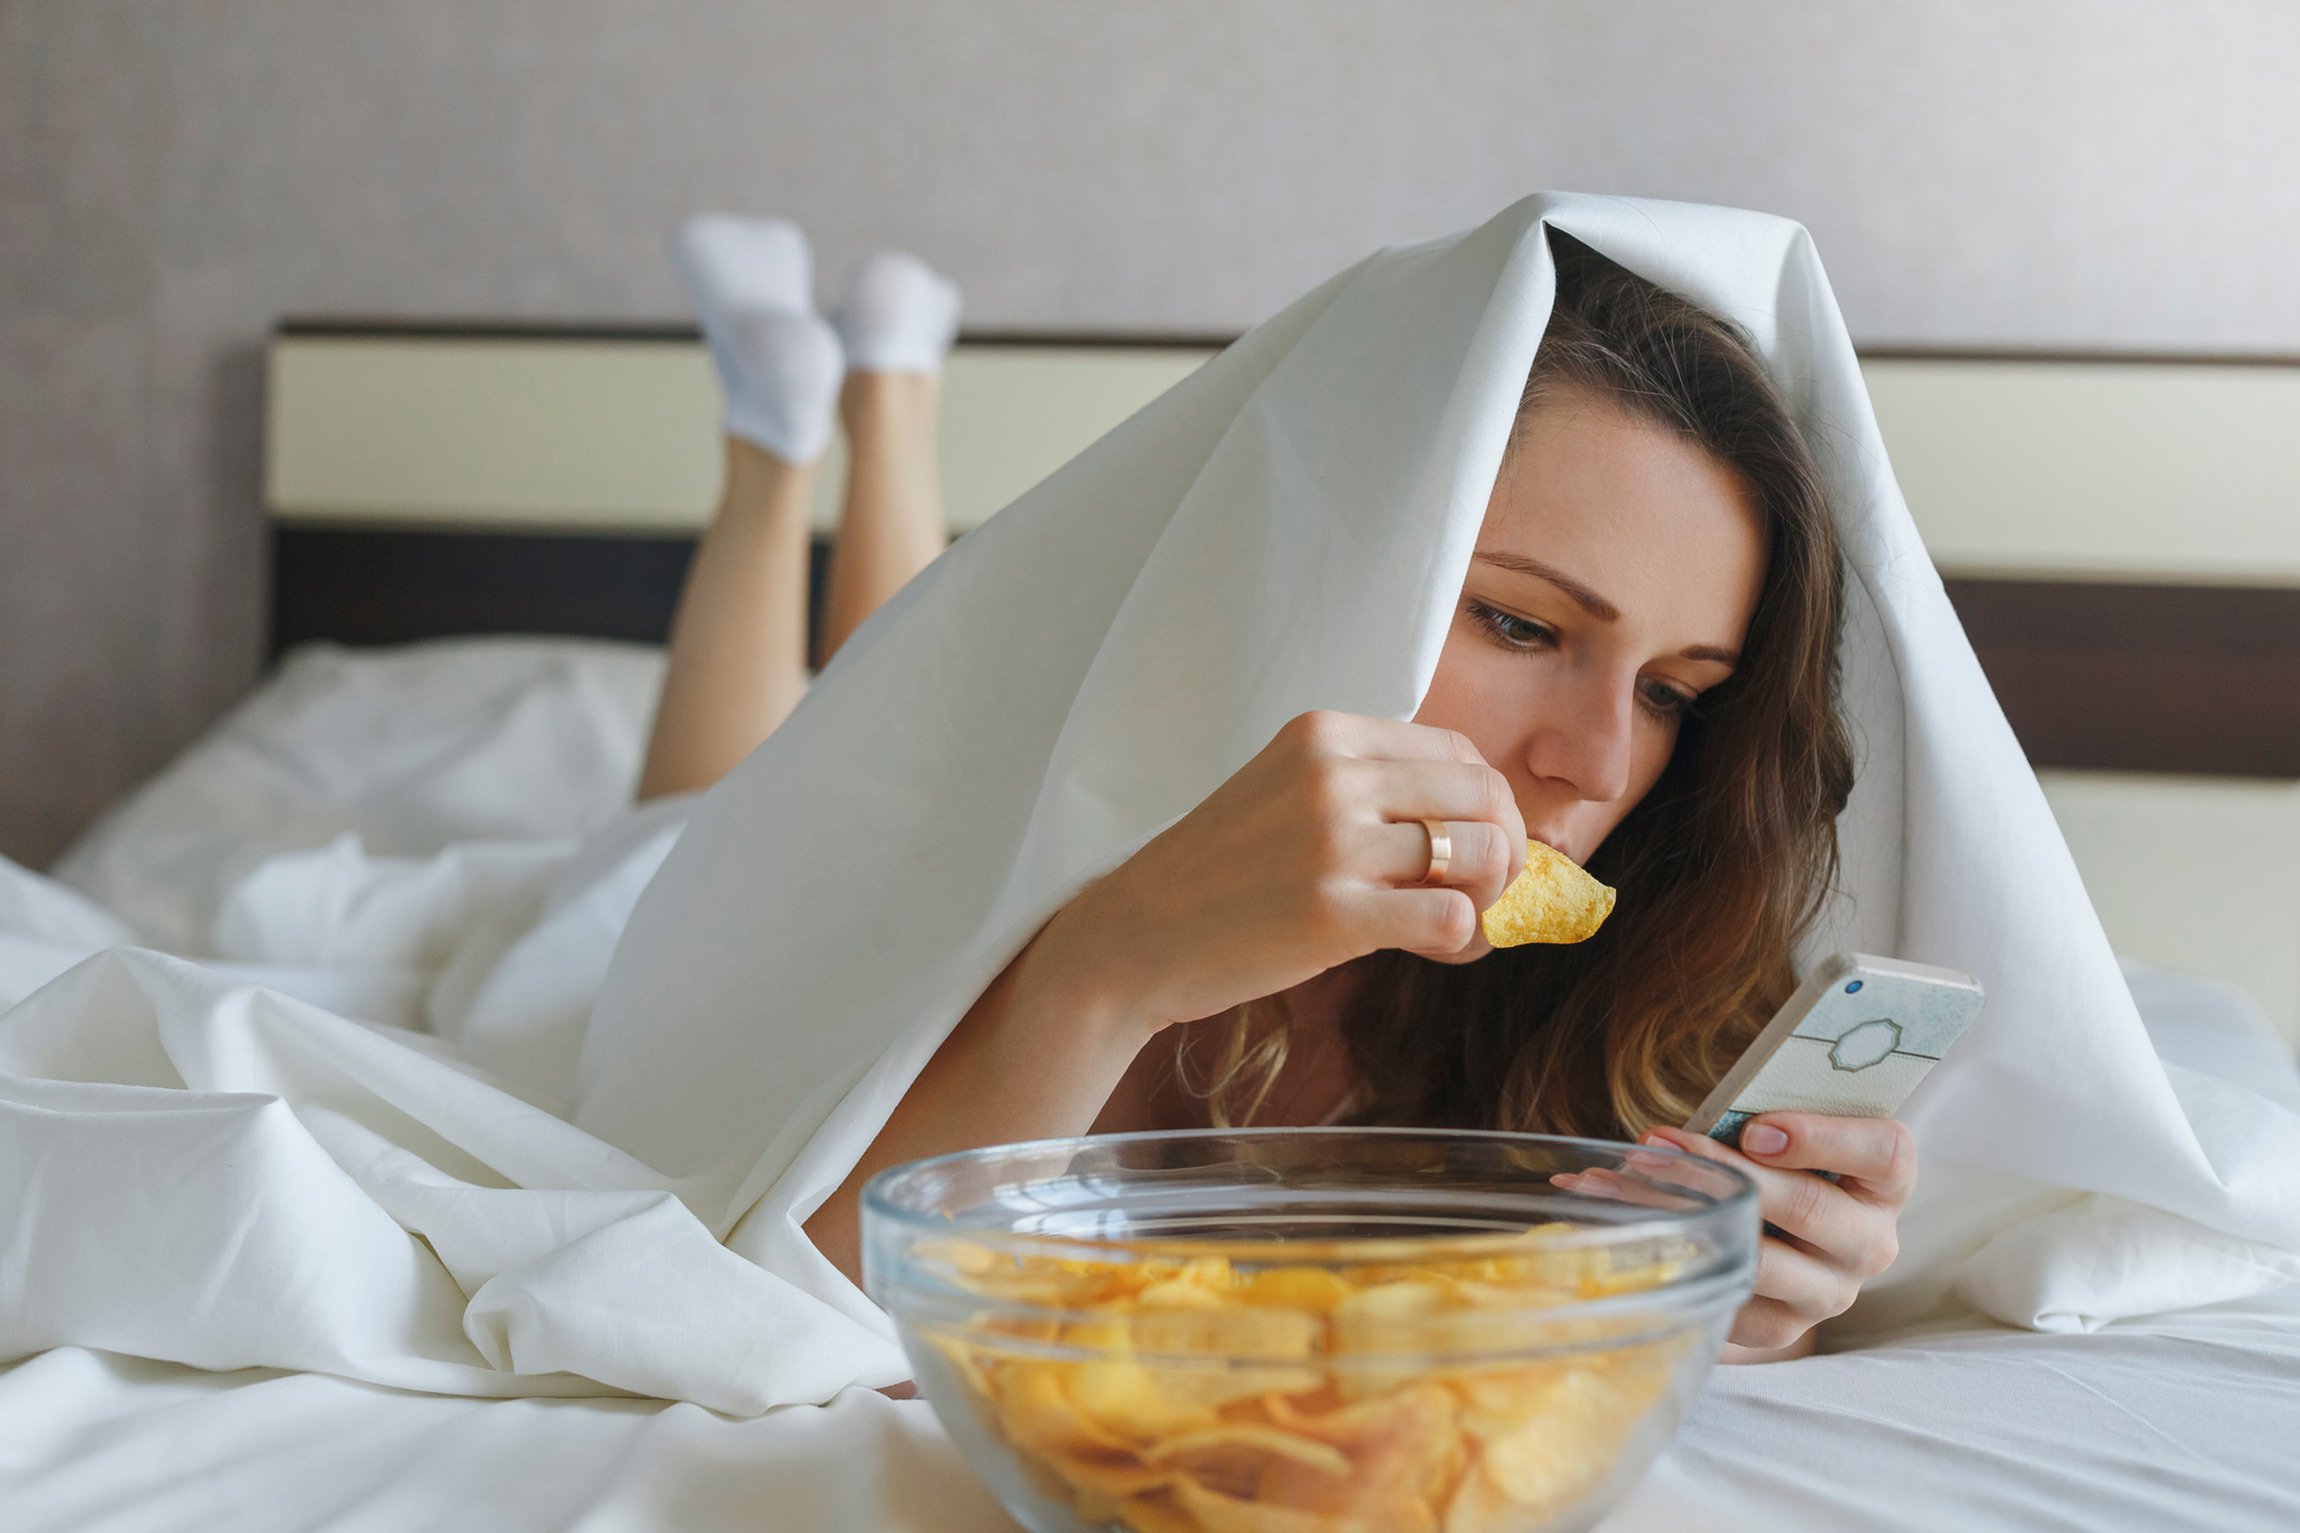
818;371;947;663
636;437;817;801
635;228;955;799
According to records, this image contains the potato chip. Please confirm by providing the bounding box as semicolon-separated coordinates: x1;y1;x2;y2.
1240;1267;1354;1311
1442;1460;1518;1533
1259;1382;1459;1530
1065;1355;1223;1441
1146;1423;1352;1478
1479;840;1615;948
1171;1475;1366;1533
1114;1492;1210;1533
1474;1369;1625;1511
999;1361;1143;1455
1041;1454;1179;1501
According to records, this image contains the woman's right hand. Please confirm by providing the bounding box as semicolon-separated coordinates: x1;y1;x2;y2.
1032;710;1528;1041
803;712;1526;1284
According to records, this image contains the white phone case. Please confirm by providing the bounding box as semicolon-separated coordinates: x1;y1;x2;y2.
1685;953;1984;1143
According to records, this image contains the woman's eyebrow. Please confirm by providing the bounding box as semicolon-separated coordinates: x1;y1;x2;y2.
1475;550;1741;666
1472;551;1619;621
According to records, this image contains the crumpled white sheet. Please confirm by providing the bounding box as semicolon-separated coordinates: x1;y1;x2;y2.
56;636;662;955
6;642;887;1415
0;1349;1013;1533
24;639;681;1098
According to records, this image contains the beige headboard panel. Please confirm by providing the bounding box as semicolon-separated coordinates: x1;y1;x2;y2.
1864;357;2300;584
266;332;1214;539
268;331;2300;583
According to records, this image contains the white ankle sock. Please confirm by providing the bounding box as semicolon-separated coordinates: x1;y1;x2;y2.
671;215;843;463
834;252;962;374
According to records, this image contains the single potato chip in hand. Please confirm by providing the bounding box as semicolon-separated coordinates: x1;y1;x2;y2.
1479;841;1615;949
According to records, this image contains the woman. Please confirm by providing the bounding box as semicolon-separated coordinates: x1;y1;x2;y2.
644;218;1905;1362
2;198;2284;1421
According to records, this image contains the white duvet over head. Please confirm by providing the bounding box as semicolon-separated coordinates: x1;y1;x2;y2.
579;191;2300;1343
2;194;2296;1416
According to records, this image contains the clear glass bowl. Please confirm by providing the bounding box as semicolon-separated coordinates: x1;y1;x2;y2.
863;1128;1758;1533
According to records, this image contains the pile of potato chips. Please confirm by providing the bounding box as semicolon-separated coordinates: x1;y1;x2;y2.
914;1228;1694;1533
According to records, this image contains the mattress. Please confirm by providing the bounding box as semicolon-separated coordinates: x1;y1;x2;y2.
3;638;2295;1531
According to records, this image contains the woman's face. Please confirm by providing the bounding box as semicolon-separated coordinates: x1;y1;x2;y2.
1413;385;1767;959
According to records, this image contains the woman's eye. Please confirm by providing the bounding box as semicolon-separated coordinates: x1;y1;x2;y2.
1468;602;1555;650
1468;601;1698;720
1637;679;1697;719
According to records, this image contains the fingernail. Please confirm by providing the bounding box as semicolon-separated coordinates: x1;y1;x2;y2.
1639;1130;1670;1148
1743;1124;1789;1155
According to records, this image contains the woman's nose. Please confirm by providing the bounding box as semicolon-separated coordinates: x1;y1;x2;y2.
1523;672;1637;804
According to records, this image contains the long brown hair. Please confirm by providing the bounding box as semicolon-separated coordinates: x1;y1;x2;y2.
1188;229;1855;1139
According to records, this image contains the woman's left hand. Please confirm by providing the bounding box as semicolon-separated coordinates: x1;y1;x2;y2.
1638;1114;1916;1361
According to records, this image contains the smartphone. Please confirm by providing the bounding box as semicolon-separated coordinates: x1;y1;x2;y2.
1684;953;1984;1144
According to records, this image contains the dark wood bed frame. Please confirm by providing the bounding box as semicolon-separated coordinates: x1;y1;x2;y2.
268;325;2300;780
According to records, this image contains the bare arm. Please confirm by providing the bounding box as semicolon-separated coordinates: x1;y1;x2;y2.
800;912;1149;1284
800;711;1527;1287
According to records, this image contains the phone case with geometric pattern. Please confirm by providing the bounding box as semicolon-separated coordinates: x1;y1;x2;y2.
1685;953;1985;1144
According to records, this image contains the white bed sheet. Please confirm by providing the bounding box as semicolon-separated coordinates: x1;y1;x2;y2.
52;637;663;957
4;1283;2294;1532
4;638;2296;1530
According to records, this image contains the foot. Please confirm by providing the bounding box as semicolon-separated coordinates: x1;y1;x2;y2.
834;251;962;375
671;215;843;464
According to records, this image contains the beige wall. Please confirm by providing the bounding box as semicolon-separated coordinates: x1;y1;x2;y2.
6;0;2300;864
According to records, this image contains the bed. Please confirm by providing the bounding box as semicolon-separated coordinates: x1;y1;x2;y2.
2;325;2296;1530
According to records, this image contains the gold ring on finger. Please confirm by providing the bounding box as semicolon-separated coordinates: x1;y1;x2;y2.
1418;818;1452;885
